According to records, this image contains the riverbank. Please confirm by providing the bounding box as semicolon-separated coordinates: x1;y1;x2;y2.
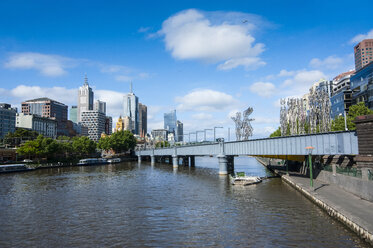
0;156;137;173
256;157;373;245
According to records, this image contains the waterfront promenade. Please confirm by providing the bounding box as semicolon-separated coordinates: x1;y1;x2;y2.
282;174;373;245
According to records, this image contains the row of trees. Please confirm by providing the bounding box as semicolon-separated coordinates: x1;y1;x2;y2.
14;130;136;162
17;135;97;162
270;102;373;137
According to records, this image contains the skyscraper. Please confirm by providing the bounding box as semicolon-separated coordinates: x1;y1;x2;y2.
176;120;183;142
69;105;78;123
78;75;94;122
164;110;177;134
354;39;373;71
123;83;139;134
138;103;147;137
21;97;68;136
94;100;106;114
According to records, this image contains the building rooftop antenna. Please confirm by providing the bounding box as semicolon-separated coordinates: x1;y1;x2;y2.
130;81;133;94
84;73;88;85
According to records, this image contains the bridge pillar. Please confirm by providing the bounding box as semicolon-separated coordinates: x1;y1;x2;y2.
227;156;234;173
150;155;155;165
138;155;142;163
172;155;178;168
182;156;189;166
190;156;195;167
217;155;228;175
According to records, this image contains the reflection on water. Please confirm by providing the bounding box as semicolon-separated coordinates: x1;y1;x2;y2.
0;157;369;247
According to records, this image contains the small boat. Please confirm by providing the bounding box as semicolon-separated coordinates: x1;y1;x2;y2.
107;158;121;164
0;164;33;173
230;172;262;186
77;158;108;166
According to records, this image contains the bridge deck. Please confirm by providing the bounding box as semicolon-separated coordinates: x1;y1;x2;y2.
136;131;358;157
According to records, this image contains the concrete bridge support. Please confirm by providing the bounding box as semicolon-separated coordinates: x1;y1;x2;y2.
138;155;142;163
217;155;228;175
151;155;155;165
227;156;234;174
172;155;178;168
181;156;189;166
190;156;195;167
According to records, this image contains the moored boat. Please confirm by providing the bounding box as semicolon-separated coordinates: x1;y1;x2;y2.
77;158;108;166
107;158;121;163
0;164;33;173
230;172;262;186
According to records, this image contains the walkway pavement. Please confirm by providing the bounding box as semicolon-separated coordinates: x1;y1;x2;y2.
282;174;373;245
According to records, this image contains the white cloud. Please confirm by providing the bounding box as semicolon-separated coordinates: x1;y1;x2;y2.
350;29;373;44
249;81;276;97
175;89;236;111
278;69;295;77
4;52;76;76
159;9;265;70
9;85;76;105
309;55;344;70
279;69;327;97
192;113;213;120
218;57;265;70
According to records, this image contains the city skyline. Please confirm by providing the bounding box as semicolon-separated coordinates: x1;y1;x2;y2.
0;1;373;139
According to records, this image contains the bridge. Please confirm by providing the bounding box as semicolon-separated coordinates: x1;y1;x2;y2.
135;131;359;175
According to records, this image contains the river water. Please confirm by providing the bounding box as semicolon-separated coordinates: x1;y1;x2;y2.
0;157;369;247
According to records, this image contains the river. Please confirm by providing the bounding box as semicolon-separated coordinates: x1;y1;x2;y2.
0;157;370;247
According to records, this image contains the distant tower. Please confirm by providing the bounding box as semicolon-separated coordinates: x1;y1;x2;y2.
354;39;373;71
164;110;177;134
77;74;94;122
123;82;139;134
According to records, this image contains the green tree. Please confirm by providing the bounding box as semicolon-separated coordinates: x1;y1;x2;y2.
4;128;39;146
331;102;373;131
72;136;97;156
269;127;281;138
108;130;136;153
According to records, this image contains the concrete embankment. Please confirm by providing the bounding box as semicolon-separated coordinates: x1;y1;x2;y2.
256;157;373;245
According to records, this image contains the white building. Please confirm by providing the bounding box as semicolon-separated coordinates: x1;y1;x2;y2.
80;110;106;142
78;75;94;122
16;113;57;138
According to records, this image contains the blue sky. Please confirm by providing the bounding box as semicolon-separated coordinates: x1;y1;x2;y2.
0;0;372;140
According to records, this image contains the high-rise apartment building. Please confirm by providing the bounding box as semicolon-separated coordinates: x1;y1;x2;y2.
164;110;177;134
94;100;106;114
350;62;373;110
123;83;139;134
330;71;354;119
0;103;17;139
21;97;68;136
69;105;78;123
354;39;373;71
80;110;106;142
78;75;94;122
138;103;147;137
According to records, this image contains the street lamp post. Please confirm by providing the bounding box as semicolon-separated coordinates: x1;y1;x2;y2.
204;129;212;142
306;146;315;190
213;126;223;142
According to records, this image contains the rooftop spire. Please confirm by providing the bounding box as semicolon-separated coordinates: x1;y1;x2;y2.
130;81;133;94
84;73;88;85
